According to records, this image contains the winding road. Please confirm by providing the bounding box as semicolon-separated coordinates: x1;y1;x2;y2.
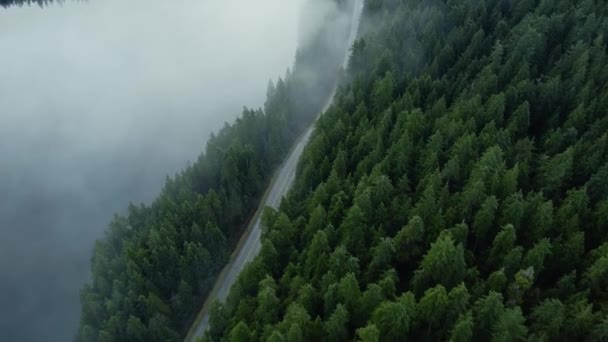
185;1;363;340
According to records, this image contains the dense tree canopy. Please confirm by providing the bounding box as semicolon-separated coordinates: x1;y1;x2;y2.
204;0;608;340
76;0;355;340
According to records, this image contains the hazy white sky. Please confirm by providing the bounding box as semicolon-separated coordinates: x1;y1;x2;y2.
0;0;303;340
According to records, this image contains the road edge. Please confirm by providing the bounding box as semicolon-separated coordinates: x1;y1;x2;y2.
183;124;317;342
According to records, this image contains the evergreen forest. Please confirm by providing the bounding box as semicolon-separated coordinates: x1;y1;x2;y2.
203;0;608;341
76;0;355;340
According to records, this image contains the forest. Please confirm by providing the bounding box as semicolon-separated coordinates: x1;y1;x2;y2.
202;0;608;341
76;1;355;341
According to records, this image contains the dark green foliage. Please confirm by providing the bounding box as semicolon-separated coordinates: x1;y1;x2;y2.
228;322;251;342
371;293;414;340
77;1;354;340
207;0;608;340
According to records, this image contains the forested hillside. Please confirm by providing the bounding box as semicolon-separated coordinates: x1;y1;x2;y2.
206;0;608;340
77;1;355;341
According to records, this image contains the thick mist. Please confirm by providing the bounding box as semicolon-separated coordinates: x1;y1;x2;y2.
0;0;304;340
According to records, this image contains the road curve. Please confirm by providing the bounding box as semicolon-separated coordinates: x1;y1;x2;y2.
185;1;363;340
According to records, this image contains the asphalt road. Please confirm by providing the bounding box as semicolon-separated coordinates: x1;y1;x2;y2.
185;1;363;340
184;119;316;342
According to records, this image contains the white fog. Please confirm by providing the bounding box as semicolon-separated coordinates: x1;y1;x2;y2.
0;0;303;340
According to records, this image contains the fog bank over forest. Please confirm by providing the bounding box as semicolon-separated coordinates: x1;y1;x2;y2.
0;0;304;340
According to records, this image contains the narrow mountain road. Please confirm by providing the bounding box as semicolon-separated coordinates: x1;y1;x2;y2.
185;1;363;340
185;125;315;341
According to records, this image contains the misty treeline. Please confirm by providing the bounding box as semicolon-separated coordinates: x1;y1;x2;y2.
77;0;354;341
0;0;54;7
203;0;608;340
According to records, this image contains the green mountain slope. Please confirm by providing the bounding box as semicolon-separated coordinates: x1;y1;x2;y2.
206;0;608;340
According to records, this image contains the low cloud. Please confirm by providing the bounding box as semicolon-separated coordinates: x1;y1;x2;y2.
0;0;305;340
